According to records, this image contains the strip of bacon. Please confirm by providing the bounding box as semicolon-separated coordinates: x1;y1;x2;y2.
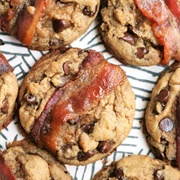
16;0;48;45
134;0;180;64
31;51;126;153
165;0;180;22
0;153;17;180
0;52;14;74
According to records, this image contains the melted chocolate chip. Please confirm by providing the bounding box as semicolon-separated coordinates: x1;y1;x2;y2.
97;141;112;153
63;61;71;75
115;168;124;180
154;170;164;180
77;150;95;161
81;124;94;134
52;19;69;33
121;32;136;45
159;118;173;132
156;89;169;103
135;47;148;59
82;6;97;17
1;99;8;114
25;94;36;105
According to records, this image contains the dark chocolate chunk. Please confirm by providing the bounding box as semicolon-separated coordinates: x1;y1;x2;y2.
121;32;136;45
97;141;112;153
52;19;69;33
154;170;164;180
82;6;97;17
115;168;124;180
135;47;148;59
156;89;169;103
159;118;173;132
1;98;8;114
81;124;94;134
25;94;36;105
77;150;95;161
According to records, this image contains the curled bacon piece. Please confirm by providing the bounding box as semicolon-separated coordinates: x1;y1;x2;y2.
31;51;126;153
0;52;14;74
165;0;180;21
134;0;180;64
0;153;16;180
16;0;48;45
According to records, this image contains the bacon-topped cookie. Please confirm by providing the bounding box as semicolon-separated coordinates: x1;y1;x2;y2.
0;139;72;180
0;0;100;51
99;0;180;66
0;52;18;131
18;48;135;165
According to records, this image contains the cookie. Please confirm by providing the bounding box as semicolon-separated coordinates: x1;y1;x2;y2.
99;0;180;66
18;48;135;165
0;52;18;131
0;0;100;51
91;155;180;180
145;62;180;169
0;139;72;180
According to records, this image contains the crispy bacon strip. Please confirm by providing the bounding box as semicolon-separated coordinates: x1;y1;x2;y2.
0;52;14;74
16;0;48;45
0;153;17;180
165;0;180;21
134;0;180;64
31;51;126;153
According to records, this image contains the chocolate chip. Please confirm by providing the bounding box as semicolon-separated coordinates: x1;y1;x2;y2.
159;118;173;132
63;61;71;75
121;32;136;45
1;98;8;114
52;19;69;33
82;6;96;17
154;170;164;180
77;150;95;161
25;94;36;105
156;89;169;103
115;168;124;180
81;124;94;134
97;141;112;153
135;47;148;59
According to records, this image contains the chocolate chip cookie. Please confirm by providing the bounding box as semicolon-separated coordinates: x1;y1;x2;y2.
0;139;72;180
0;52;18;131
99;0;163;66
0;0;100;51
145;62;180;169
91;155;180;180
18;48;135;165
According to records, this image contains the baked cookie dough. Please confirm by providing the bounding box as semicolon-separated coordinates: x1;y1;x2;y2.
99;0;180;66
0;0;100;51
91;155;180;180
145;62;180;169
0;52;18;131
0;139;72;180
18;48;135;165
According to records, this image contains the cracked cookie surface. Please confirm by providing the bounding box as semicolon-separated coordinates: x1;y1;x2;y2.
145;62;180;168
99;0;165;66
0;0;100;51
18;48;135;165
0;140;72;180
91;155;180;180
